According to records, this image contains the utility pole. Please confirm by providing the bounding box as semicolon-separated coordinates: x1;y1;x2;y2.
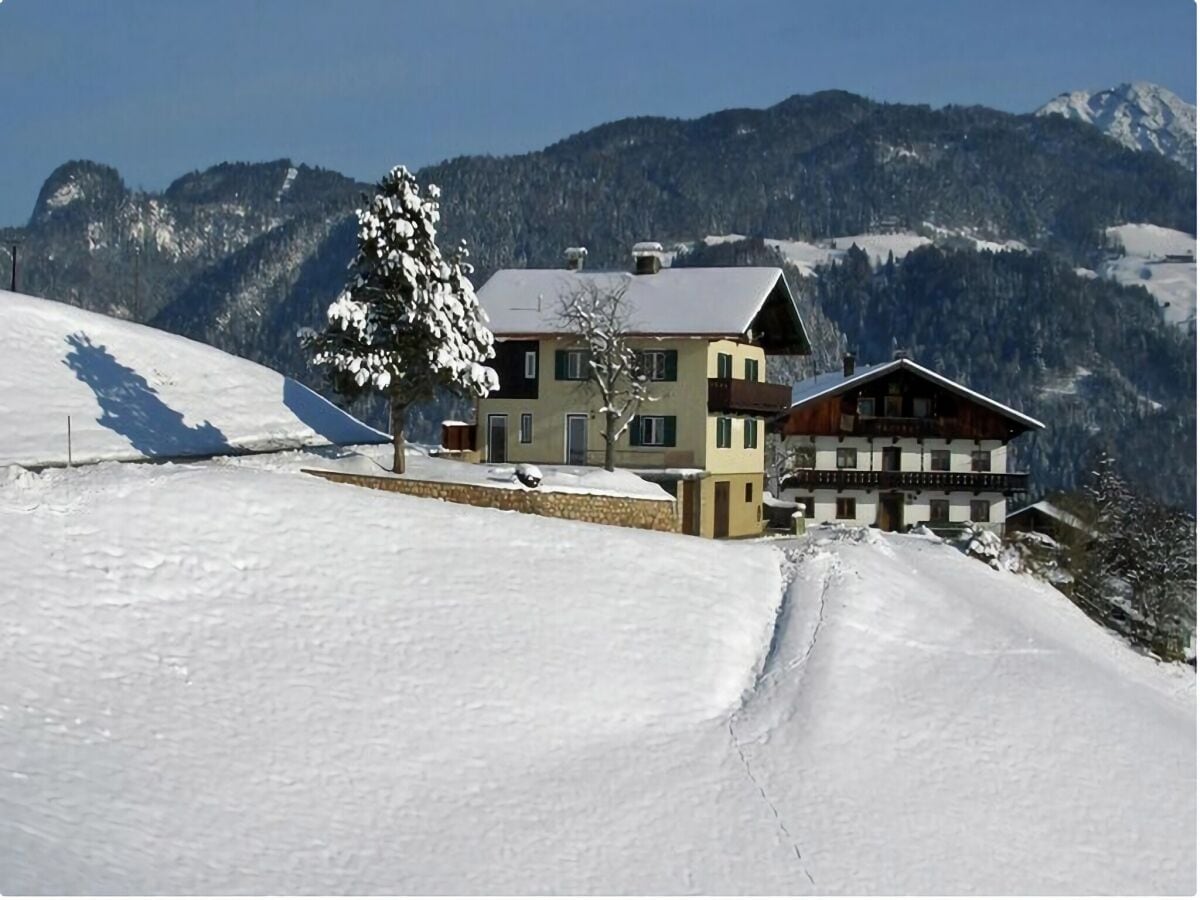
132;245;141;321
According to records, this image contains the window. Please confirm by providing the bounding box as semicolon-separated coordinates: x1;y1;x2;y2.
630;415;676;447
836;497;856;520
519;413;533;444
791;445;815;469
929;499;950;523
743;418;758;449
912;397;931;418
885;395;903;417
716;417;732;448
970;500;991;523
716;352;733;379
745;482;754;503
796;496;815;518
971;449;991;472
836;447;858;469
639;349;677;382
555;349;590;381
857;397;876;417
930;449;950;471
744;358;760;382
524;351;537;380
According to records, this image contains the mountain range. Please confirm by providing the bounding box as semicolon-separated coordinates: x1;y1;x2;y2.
1038;82;1196;170
0;85;1194;506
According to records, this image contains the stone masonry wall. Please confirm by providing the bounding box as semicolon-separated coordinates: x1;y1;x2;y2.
303;469;681;533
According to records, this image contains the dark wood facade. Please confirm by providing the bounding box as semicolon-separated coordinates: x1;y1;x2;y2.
781;468;1030;494
490;339;539;400
776;367;1034;442
708;378;792;415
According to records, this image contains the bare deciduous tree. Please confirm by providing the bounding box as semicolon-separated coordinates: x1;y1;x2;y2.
556;278;655;471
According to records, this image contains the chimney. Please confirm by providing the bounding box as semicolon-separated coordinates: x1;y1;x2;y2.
893;349;909;361
564;246;588;271
843;352;856;377
632;241;663;275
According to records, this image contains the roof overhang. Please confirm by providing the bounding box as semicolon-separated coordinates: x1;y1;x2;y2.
788;358;1045;433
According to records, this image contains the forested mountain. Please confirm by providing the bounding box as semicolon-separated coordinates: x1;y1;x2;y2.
1;90;1194;503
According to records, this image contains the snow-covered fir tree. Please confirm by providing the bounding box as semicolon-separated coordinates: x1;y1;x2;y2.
301;166;497;472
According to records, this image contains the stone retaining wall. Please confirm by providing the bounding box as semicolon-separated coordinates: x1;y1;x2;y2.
303;469;680;533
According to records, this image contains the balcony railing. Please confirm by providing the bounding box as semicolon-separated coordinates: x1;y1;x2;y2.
708;378;793;415
852;415;958;438
780;468;1030;494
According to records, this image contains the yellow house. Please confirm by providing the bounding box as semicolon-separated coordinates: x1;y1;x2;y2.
472;245;810;538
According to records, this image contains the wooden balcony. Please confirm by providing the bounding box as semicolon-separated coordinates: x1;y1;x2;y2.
780;468;1031;495
708;378;793;416
852;415;958;438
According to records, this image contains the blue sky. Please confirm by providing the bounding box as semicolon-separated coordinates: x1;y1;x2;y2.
0;0;1194;225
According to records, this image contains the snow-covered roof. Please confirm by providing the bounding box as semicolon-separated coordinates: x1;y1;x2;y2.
788;358;1045;431
1007;500;1088;533
477;267;809;349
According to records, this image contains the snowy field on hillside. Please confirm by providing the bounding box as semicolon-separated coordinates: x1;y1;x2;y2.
1;459;1193;894
0;290;386;467
700;229;1027;276
1102;224;1197;328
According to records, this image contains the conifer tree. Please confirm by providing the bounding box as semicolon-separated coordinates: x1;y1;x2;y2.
301;166;497;472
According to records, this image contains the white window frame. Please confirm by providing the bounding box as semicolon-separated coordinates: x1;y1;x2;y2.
640;416;667;447
641;350;668;381
716;416;732;449
743;417;758;449
524;351;537;379
836;447;858;469
566;349;589;380
519;413;533;444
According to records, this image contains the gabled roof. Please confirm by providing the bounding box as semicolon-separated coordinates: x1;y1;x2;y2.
788;357;1045;431
477;266;810;351
1006;500;1088;533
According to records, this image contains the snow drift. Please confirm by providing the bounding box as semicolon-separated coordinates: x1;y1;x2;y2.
0;457;1192;894
0;290;386;467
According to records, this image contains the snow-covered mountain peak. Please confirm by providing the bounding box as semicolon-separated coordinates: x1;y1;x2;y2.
1036;82;1196;169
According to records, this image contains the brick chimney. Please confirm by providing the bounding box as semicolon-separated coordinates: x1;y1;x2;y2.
843;352;856;377
632;241;663;275
564;246;587;271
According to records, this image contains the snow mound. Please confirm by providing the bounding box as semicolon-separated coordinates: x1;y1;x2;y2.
0;290;387;467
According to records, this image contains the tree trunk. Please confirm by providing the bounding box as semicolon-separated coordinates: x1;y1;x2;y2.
604;409;617;472
390;388;407;474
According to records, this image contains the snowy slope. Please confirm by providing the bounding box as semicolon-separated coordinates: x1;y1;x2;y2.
1102;224;1196;328
1037;82;1196;170
0;460;1192;894
0;290;386;467
700;229;1026;277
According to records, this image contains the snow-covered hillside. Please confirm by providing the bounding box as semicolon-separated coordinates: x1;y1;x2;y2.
0;457;1192;894
1100;224;1197;328
1037;82;1196;170
698;228;1027;277
0;290;386;467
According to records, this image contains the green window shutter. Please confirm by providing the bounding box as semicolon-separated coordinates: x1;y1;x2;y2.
663;416;676;447
664;350;678;381
629;416;642;446
554;350;567;380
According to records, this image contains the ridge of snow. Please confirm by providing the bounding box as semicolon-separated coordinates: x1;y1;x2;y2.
276;165;299;202
0;289;387;468
1037;82;1196;170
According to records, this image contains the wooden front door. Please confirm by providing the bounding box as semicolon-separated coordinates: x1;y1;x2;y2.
487;414;507;464
878;492;904;532
681;481;700;536
713;481;730;538
565;414;588;465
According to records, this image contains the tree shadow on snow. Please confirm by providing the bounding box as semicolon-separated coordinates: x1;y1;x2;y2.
282;376;388;448
63;332;231;458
